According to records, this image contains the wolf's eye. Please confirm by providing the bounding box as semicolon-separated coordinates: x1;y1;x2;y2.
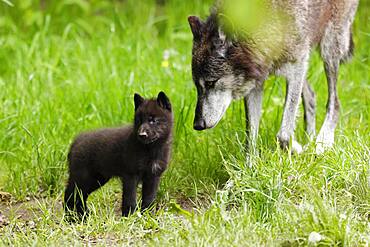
205;79;218;88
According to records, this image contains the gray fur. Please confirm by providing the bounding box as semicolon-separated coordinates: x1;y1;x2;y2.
316;0;358;153
244;85;263;156
189;0;359;154
196;78;233;128
275;52;309;153
302;80;316;139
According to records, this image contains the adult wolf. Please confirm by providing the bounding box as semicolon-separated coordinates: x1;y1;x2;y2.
188;0;358;154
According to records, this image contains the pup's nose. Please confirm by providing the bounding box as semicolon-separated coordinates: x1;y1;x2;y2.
138;131;148;138
193;119;206;131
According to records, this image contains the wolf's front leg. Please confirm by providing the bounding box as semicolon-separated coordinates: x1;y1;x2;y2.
122;175;138;217
244;85;263;157
141;175;160;211
277;58;308;153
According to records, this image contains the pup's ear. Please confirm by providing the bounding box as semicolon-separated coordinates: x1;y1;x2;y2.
134;93;144;111
188;16;204;41
157;91;171;111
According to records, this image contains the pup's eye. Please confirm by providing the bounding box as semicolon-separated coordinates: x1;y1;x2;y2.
148;117;157;124
134;115;142;125
205;79;218;88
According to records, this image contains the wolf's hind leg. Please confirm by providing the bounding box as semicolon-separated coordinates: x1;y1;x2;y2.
316;58;340;154
244;85;263;158
302;80;316;139
316;22;354;153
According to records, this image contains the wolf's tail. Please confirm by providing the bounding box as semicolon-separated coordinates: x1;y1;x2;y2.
341;31;355;64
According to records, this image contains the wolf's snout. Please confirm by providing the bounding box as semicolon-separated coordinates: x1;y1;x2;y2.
194;102;207;130
193;118;206;131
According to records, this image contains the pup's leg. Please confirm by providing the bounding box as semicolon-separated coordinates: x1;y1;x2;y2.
64;171;109;218
141;175;160;212
277;55;309;154
121;175;138;217
64;172;108;220
302;80;316;139
64;179;83;218
244;85;263;156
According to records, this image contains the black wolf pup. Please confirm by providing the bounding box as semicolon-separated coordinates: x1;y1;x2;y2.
64;92;173;219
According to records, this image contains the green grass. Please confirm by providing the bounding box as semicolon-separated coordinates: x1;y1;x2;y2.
0;0;369;246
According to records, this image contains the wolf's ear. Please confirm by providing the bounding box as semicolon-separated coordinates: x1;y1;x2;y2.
157;91;171;111
213;29;229;56
188;16;203;41
134;93;144;111
209;29;230;58
207;14;229;57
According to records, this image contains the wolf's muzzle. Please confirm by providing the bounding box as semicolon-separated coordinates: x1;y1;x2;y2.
193;118;206;130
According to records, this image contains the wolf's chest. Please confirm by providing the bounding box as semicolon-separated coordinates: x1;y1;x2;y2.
232;79;258;98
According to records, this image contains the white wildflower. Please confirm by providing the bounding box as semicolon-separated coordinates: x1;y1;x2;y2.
308;231;322;243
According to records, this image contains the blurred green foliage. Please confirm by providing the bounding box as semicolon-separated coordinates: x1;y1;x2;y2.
0;0;212;37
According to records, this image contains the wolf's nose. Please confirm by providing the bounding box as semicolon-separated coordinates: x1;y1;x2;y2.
138;131;148;138
193;119;206;131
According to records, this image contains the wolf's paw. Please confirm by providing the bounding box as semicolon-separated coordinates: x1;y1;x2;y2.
277;132;303;154
292;140;303;154
315;132;334;154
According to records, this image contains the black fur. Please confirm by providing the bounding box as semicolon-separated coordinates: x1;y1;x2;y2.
64;92;173;220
